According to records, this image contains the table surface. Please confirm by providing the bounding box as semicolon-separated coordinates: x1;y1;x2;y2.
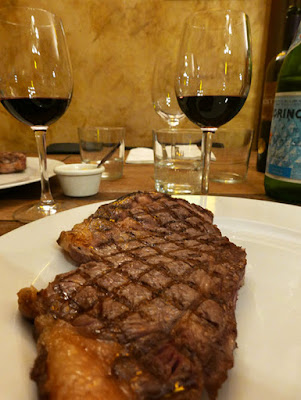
0;152;284;237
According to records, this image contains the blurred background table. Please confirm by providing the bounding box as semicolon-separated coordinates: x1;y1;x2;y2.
0;151;271;237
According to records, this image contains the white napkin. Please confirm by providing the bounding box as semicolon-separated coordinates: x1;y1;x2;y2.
126;147;154;164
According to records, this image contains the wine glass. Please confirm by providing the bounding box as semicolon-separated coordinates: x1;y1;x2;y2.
175;9;252;194
152;53;186;128
0;7;73;222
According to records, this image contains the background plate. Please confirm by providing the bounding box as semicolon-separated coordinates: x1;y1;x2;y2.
0;196;300;400
0;157;64;189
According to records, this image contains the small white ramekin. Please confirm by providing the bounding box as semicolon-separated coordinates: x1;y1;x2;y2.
54;163;105;197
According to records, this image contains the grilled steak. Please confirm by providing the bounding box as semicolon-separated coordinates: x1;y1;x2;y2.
18;191;246;400
0;151;26;173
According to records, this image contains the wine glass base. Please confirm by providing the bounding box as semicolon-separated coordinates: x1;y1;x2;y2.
13;201;77;224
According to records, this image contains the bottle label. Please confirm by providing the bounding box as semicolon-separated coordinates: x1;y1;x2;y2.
287;22;301;54
266;92;301;183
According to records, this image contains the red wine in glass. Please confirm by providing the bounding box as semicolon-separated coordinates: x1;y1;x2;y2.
175;10;252;194
1;98;71;126
177;95;247;128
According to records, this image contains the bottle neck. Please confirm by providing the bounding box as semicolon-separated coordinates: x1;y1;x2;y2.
283;5;301;50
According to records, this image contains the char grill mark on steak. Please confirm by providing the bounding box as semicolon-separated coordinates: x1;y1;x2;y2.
18;191;246;400
57;192;221;265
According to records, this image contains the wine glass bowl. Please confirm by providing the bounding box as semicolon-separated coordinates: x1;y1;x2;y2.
0;6;73;222
175;9;252;193
152;55;186;128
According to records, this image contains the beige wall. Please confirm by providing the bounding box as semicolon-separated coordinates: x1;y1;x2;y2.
0;0;271;151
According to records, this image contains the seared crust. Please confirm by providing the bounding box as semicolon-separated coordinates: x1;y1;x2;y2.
17;286;39;320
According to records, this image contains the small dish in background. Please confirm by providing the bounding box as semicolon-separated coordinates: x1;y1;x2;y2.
54;163;104;197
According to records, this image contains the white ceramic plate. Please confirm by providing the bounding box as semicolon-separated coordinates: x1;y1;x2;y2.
0;196;300;400
0;157;64;189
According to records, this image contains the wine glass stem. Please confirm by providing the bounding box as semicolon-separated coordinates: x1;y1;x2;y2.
33;128;55;207
201;130;213;195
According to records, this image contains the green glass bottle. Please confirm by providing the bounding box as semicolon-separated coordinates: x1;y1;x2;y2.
264;21;301;204
257;3;301;172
